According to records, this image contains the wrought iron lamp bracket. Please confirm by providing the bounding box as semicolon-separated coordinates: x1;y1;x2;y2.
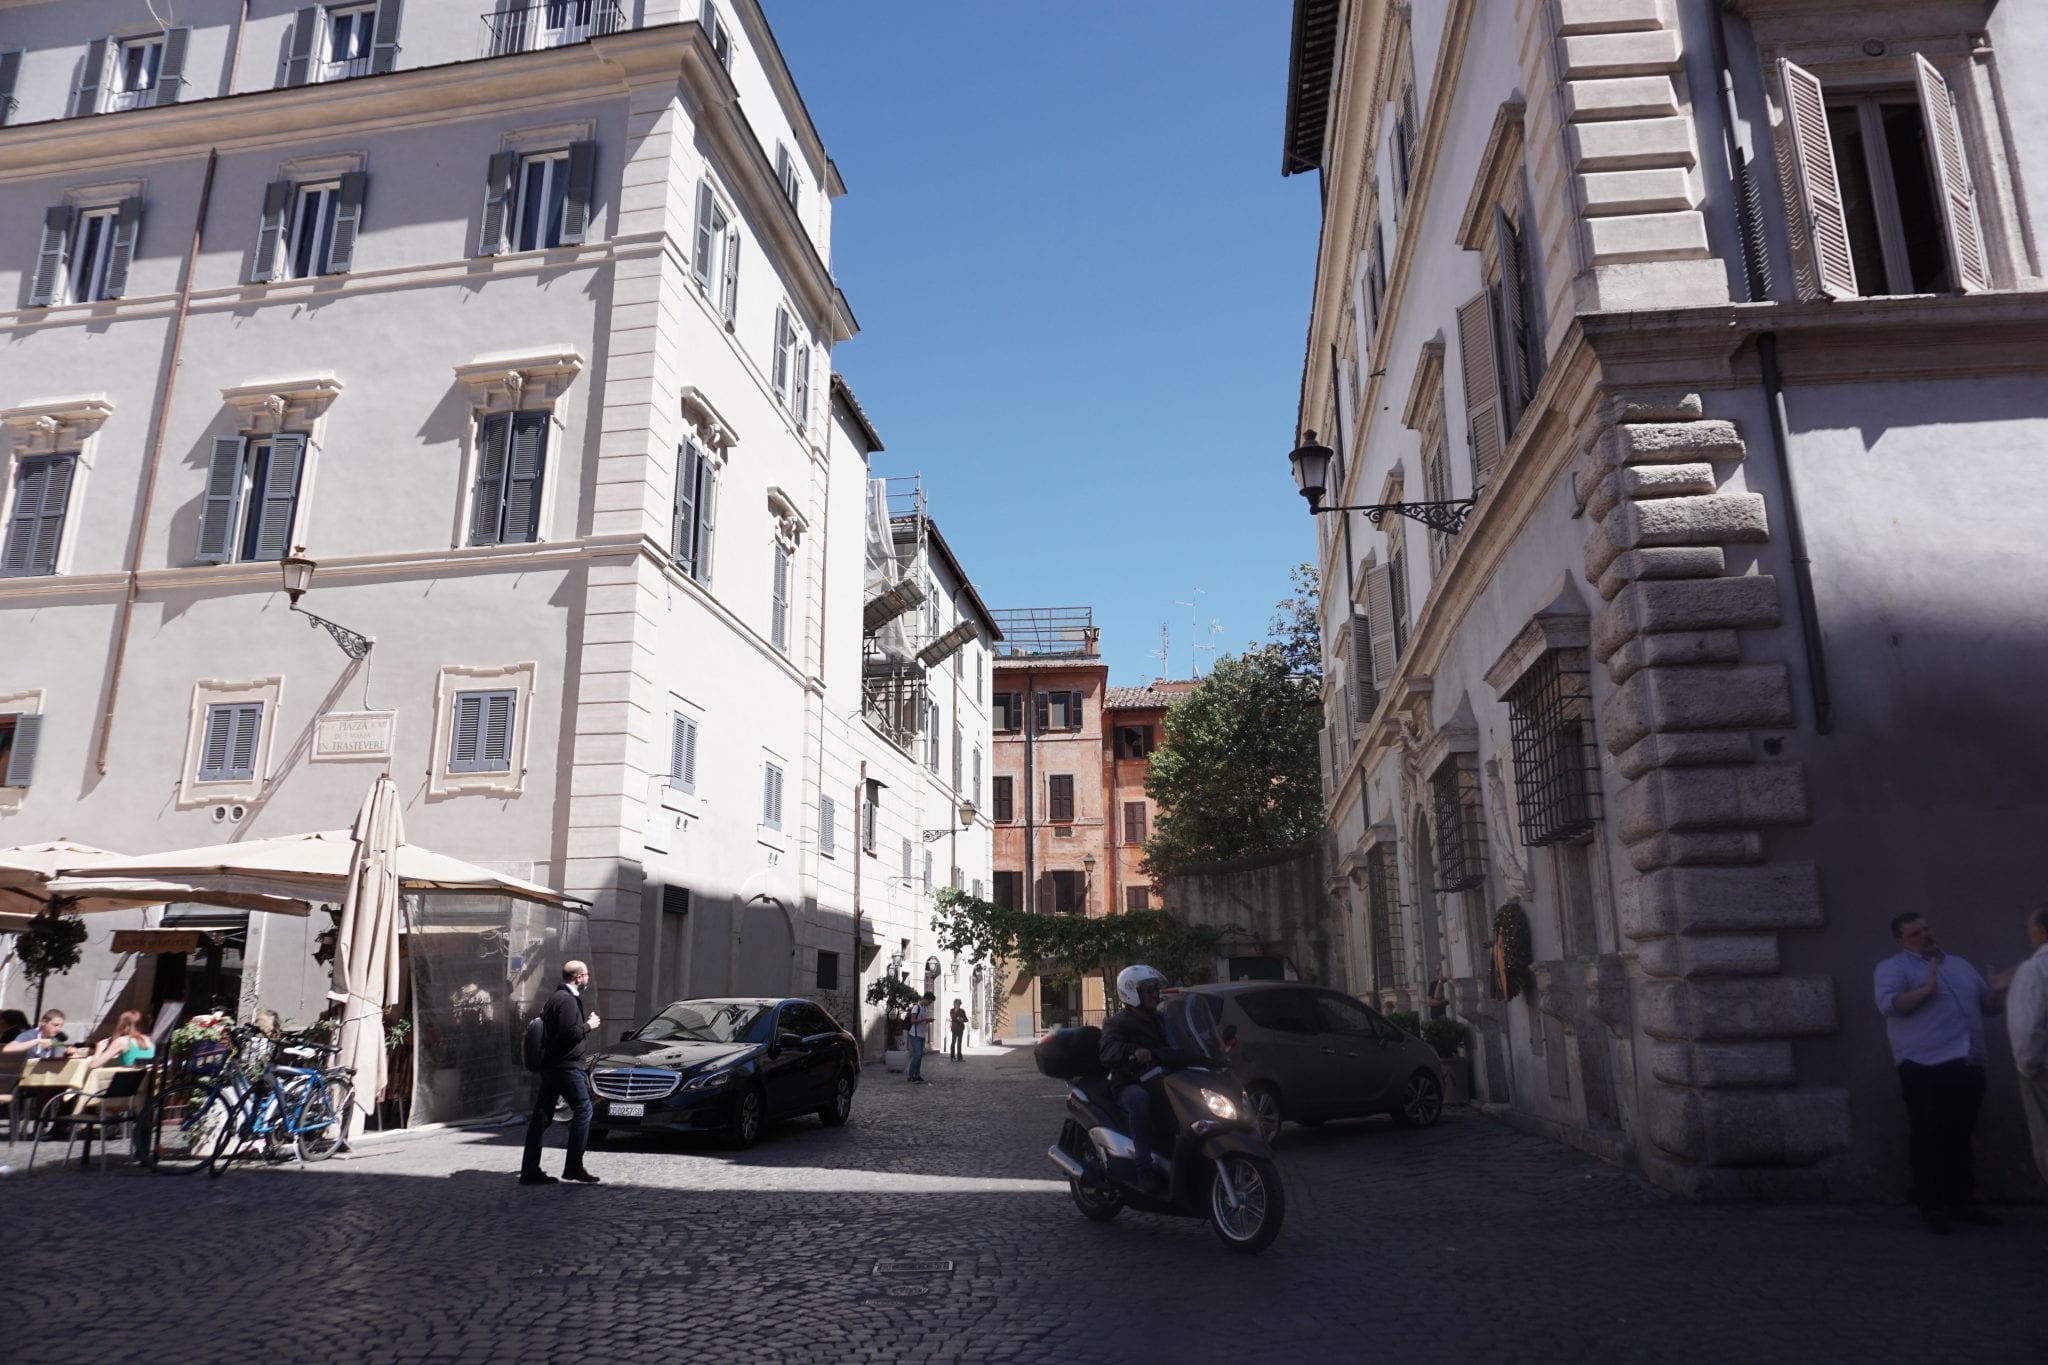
1313;498;1476;535
292;602;374;660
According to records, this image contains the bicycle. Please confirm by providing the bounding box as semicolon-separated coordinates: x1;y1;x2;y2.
207;1036;356;1175
134;1025;270;1174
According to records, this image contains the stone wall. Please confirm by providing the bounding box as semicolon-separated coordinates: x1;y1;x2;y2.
1162;847;1345;989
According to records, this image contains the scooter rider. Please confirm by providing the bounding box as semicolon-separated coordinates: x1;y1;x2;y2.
1100;964;1193;1189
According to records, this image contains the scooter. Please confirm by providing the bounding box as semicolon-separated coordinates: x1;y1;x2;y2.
1035;1018;1285;1254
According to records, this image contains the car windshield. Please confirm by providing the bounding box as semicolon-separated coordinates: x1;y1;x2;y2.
633;1002;771;1044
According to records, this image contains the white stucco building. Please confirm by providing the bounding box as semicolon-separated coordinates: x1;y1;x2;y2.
0;1;993;1116
1286;0;2048;1198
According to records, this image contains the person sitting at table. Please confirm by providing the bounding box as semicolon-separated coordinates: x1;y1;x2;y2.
3;1009;76;1059
84;1010;155;1068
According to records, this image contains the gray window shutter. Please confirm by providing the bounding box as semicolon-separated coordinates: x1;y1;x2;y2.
900;837;911;880
1456;290;1503;485
501;413;547;543
1034;691;1049;733
196;435;247;562
692;182;716;286
285;8;319;86
793;344;810;428
156;27;191;104
672;441;699;564
560;141;596;245
1350;613;1375;720
479;152;515;256
470;413;511;544
720;226;740;323
766;765;783;828
227;703;263;779
1364;563;1398;686
30;206;73;307
326;172;366;273
772;307;791;396
371;0;405;74
252;180;292;282
74;37;108;116
1494;207;1532;421
771;542;789;649
448;692;484;772
693;456;716;585
481;691;515;771
0;50;22;127
1517;203;1545;387
679;714;698;791
820;795;835;854
199;704;234;779
249;433;305;561
668;712;690;791
1913;54;1989;294
1778;59;1857;300
1067;690;1083;731
100;197;144;299
4;713;42;786
3;456;73;578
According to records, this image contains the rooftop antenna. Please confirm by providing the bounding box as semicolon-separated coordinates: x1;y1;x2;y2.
1152;622;1173;680
1197;618;1224;675
1174;589;1205;680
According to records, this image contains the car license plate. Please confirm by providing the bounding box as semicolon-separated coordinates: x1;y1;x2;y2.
609;1102;644;1118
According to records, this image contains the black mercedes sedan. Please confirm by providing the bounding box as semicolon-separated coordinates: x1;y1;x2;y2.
584;997;859;1150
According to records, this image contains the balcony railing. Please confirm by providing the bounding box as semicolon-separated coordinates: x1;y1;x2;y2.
103;86;160;113
480;1;626;58
316;55;374;82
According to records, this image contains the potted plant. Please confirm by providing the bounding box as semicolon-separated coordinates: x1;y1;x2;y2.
866;976;919;1070
1419;1017;1473;1105
169;1012;235;1076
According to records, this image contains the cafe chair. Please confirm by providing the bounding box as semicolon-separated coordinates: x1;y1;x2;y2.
0;1050;25;1147
27;1067;151;1173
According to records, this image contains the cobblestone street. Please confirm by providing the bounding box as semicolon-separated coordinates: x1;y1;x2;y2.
7;1049;2043;1364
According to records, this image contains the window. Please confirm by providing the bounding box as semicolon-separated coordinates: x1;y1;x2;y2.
253;175;366;281
972;746;982;804
701;1;733;69
323;5;377;81
1385;520;1409;661
991;775;1014;824
112;37;162;109
770;542;790;652
924;702;941;772
672;438;717;583
1504;648;1601;846
31;200;144;307
993;870;1021;910
1781;57;1988;298
469;411;549;546
1365;843;1407;991
73;30;188;116
1422;428;1452;571
1391;77;1418;213
899;836;913;881
197;434;307;564
780;1001;831;1038
287;4;395;83
773;307;809;423
972;877;983;900
1456;209;1542;484
1124;886;1150;912
1039;870;1084;915
479;145;596;256
993;690;1023;732
817;950;840;992
775;143;801;209
0;713;44;787
1047;774;1075;824
1122;801;1146;845
1113;725;1155;760
1315;993;1383;1039
862;780;879;853
1238;988;1317;1035
819;794;836;856
1037;690;1082;733
951;723;963;790
1430;754;1487;892
198;702;265;782
447;690;516;774
690;182;741;324
668;712;698;794
762;761;785;831
923;848;934;891
3;456;77;578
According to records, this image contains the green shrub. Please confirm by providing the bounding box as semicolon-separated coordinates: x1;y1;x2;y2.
1387;1009;1422;1038
1419;1017;1469;1060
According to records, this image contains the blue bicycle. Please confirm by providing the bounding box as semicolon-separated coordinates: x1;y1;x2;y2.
208;1037;356;1174
137;1025;270;1174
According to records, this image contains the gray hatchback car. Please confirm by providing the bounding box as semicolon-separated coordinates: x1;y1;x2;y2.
1172;983;1444;1140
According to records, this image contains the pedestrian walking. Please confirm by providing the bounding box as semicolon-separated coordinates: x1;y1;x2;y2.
2006;904;2048;1187
1873;914;2011;1233
948;998;968;1061
521;960;602;1186
905;991;934;1082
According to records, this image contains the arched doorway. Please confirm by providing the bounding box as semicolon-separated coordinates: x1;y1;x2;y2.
735;898;793;996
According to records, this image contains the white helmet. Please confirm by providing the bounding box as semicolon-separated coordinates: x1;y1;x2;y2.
1116;964;1167;1007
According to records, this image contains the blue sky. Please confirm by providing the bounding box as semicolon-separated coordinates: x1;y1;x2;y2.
766;2;1323;685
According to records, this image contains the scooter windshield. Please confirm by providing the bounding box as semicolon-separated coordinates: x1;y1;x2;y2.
1161;993;1225;1067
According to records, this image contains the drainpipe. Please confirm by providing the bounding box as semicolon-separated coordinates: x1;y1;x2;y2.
853;759;866;1055
98;147;217;775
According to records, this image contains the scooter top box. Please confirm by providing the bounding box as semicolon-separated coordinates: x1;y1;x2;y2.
1034;1025;1106;1080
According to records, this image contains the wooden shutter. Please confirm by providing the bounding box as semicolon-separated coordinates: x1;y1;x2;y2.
1494;207;1532;420
692;182;716;286
3;456;72;577
481;691;516;771
100;197;144;299
1066;690;1083;731
501;413;548;544
325;172;366;273
30;205;73;307
720;226;740;323
479;152;515;256
794;344;811;429
156;26;190;103
771;542;789;649
0;50;22;127
1034;691;1049;733
820;795;836;854
899;837;911;879
673;441;699;565
1779;59;1857;299
1516;204;1545;389
764;764;784;828
1364;564;1398;686
4;713;41;786
247;434;305;562
371;0;405;73
252;180;292;282
1350;612;1375;720
447;692;484;772
196;436;246;562
1124;801;1146;843
692;455;716;584
227;703;263;780
470;413;511;545
199;704;235;779
772;307;791;396
1913;54;1989;294
74;37;108;115
668;712;698;793
285;8;319;86
1456;290;1503;485
560;141;596;245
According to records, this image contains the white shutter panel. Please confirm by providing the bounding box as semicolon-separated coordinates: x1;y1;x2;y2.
669;713;688;791
252;181;292;282
679;714;698;792
820;795;836;855
772;307;791;396
1456;291;1503;486
1913;54;1990;294
479;153;516;256
1779;59;1857;300
5;713;42;786
30;206;73;308
196;436;246;562
1364;564;1398;687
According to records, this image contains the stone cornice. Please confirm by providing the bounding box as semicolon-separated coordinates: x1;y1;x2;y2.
1455;99;1526;250
1400;339;1445;431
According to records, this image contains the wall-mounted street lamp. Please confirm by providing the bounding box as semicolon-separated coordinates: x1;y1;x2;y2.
280;554;374;661
1288;431;1475;535
922;798;978;843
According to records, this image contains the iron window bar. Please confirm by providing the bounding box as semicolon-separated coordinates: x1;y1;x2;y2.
1430;755;1489;893
1365;845;1407;992
1505;648;1602;846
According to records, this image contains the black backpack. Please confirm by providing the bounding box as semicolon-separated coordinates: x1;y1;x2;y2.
522;1013;550;1072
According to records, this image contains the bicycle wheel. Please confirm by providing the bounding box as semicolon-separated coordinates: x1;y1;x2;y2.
295;1077;353;1163
138;1079;237;1174
207;1089;266;1178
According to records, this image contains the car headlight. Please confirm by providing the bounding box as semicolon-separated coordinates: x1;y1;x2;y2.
683;1067;735;1090
1200;1089;1240;1121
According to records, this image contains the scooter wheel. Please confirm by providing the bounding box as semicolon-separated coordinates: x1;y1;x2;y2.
1207;1153;1284;1254
1071;1178;1124;1222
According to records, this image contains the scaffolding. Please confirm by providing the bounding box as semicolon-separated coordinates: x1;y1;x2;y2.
862;475;934;750
990;606;1096;659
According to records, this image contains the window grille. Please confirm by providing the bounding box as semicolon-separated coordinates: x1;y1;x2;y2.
1504;647;1601;846
1430;754;1487;892
1364;844;1407;991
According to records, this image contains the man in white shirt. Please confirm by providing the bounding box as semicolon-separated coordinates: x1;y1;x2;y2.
2007;905;2048;1187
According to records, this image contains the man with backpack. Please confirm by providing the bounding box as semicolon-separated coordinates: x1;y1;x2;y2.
520;960;602;1186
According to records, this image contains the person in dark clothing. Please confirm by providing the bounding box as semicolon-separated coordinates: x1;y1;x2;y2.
948;999;968;1061
1099;964;1189;1191
520;960;602;1186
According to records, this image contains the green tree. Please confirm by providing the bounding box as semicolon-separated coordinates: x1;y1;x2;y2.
1269;561;1322;679
9;908;87;1016
928;889;1230;1006
1140;645;1322;880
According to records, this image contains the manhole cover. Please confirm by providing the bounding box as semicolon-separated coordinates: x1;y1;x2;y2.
881;1283;932;1298
872;1259;953;1276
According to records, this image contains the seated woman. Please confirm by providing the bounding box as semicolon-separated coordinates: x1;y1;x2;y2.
85;1010;156;1068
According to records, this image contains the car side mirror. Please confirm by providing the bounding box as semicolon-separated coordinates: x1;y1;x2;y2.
1221;1024;1238;1044
778;1031;804;1049
619;1029;633;1042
